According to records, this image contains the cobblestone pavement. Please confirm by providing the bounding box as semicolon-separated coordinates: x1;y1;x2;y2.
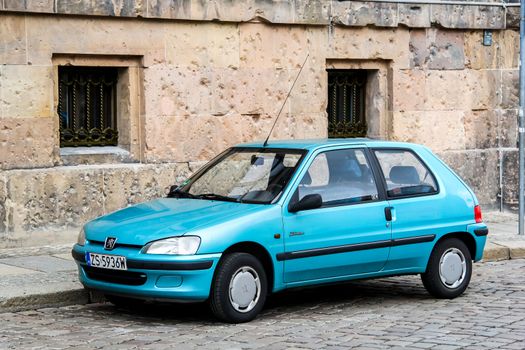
0;259;524;350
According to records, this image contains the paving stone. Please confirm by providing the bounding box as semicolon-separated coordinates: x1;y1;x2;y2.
0;263;38;276
0;259;524;348
0;255;76;273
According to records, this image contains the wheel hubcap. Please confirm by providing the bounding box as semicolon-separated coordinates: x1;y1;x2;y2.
439;248;467;289
229;266;261;313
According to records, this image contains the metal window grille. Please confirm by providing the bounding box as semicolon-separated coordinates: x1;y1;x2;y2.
58;66;118;147
327;70;367;138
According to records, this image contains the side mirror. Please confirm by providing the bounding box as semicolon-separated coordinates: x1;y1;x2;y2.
289;194;322;213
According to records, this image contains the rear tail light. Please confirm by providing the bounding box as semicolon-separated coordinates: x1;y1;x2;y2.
474;205;483;223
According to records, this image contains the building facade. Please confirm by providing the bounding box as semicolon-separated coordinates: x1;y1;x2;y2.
0;0;520;247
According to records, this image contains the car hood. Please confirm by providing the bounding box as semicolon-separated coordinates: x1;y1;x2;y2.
84;198;267;246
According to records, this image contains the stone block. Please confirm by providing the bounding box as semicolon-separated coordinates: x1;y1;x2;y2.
392;111;466;152
398;4;431;28
328;26;410;69
463;110;499;150
430;4;505;30
165;22;240;69
465;30;518;70
464;31;497;70
506;6;520;29
425;70;468;110
499;109;518;148
0;14;26;65
143;65;212;117
292;0;330;25
56;0;145;17
143;112;326;163
287;66;327;116
331;1;398;27
0;118;57;170
102;163;191;213
392;69;426;112
146;0;193;19
466;69;500;110
0;176;6;233
500;69;519;110
25;16;164;66
5;166;105;233
3;0;54;12
501;30;519;69
0;65;53;118
239;23;309;69
502;149;518;211
143;114;262;163
409;28;464;70
438;149;499;208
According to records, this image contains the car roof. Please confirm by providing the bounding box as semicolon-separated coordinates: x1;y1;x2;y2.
235;138;424;151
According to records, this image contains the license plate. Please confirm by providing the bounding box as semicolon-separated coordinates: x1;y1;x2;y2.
86;252;127;270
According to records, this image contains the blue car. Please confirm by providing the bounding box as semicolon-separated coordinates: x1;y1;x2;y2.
72;139;488;323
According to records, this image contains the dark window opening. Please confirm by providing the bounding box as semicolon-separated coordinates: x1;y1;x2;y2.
327;70;367;138
58;66;118;147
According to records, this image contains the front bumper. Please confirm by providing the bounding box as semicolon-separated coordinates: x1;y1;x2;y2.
72;244;221;302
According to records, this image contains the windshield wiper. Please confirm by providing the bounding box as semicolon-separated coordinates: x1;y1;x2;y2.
194;193;240;202
167;188;197;199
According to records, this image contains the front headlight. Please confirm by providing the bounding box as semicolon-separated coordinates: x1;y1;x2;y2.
143;236;201;255
77;227;86;246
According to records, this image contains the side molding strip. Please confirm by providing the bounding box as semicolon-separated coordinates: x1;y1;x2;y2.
276;234;436;261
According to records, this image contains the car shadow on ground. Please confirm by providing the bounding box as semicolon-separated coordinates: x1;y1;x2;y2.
93;275;432;324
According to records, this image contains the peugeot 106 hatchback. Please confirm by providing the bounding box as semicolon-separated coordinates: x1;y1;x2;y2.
72;139;488;323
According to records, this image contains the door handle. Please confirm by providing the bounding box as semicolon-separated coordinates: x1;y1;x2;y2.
384;207;393;222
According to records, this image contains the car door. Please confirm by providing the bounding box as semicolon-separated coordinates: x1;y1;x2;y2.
281;146;391;284
371;148;442;271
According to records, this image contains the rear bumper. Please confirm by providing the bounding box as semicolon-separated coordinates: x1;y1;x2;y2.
467;223;488;262
72;245;221;302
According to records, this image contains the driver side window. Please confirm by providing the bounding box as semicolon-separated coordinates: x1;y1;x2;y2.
295;148;379;206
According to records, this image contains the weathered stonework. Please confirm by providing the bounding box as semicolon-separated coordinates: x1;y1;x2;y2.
0;1;520;247
1;163;191;246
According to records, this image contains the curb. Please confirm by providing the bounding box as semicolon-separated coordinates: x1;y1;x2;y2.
0;289;105;313
482;242;525;262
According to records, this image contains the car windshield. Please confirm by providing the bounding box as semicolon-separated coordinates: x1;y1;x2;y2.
172;148;305;204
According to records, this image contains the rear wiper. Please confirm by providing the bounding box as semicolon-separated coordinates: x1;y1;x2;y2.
194;193;240;202
167;188;197;199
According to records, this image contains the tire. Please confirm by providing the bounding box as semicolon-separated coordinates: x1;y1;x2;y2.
105;294;144;309
209;253;267;323
421;238;472;299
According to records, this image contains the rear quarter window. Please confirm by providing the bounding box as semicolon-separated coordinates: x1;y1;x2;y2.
374;149;438;198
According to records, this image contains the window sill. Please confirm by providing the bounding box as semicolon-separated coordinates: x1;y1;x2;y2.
60;146;134;166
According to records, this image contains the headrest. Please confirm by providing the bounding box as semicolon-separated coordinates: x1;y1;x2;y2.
390;166;419;184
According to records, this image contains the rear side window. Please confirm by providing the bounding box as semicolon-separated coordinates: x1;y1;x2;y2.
374;149;437;198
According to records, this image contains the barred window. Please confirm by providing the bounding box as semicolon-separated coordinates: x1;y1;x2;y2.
58;66;118;147
327;70;367;138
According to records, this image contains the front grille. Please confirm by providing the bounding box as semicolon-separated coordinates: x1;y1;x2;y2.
83;266;147;286
88;240;143;250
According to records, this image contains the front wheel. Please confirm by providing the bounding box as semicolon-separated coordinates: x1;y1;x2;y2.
421;238;472;299
209;253;267;323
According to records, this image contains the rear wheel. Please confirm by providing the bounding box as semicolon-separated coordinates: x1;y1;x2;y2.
421;238;472;299
209;253;267;323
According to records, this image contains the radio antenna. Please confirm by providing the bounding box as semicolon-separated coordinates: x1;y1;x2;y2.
263;53;309;147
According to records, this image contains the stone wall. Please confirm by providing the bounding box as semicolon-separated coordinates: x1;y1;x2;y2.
0;0;520;247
